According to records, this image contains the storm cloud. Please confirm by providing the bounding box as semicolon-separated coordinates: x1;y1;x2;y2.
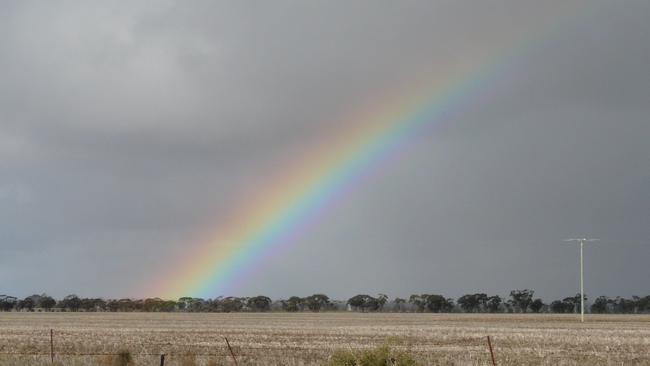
1;0;649;300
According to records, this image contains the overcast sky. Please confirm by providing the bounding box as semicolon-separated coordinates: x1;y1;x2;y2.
1;1;649;301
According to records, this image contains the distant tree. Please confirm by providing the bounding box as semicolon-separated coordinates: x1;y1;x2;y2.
590;296;610;314
637;296;650;313
457;294;488;313
413;294;453;313
550;300;568;313
40;296;56;311
61;295;81;312
486;296;502;313
26;294;43;308
143;298;166;312
457;294;475;313
347;294;366;311
247;296;272;312
548;294;582;314
105;300;119;312
17;297;35;312
347;295;380;312
529;299;545;313
122;299;138;311
133;299;146;311
219;297;244;312
612;296;636;314
408;295;426;312
425;295;453;313
80;298;92;311
140;298;177;312
81;298;105;312
330;300;348;311
303;294;330;312
393;298;406;312
176;297;207;312
117;298;138;312
204;297;220;312
7;291;648;314
561;294;584;314
509;289;534;313
503;300;514;313
285;296;303;312
377;294;388;311
0;295;17;311
160;300;178;312
177;297;192;312
476;293;489;312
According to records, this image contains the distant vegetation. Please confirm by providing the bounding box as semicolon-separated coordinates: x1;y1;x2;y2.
1;290;649;314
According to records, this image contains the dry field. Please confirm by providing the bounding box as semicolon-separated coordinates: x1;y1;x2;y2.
1;312;649;365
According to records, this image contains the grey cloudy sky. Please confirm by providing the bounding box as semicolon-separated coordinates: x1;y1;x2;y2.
1;1;649;301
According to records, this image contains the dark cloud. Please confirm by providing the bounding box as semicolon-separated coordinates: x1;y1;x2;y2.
1;0;648;300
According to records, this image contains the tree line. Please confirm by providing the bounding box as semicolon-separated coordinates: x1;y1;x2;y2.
1;290;649;314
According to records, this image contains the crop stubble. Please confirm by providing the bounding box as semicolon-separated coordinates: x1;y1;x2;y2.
1;313;649;365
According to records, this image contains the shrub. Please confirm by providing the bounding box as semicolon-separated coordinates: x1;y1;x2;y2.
180;353;197;366
113;350;133;366
328;345;421;366
330;350;357;366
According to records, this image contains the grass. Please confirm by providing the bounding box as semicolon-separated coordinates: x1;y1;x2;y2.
328;345;421;366
0;312;649;365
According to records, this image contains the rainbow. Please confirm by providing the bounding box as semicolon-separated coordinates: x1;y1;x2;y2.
145;8;584;299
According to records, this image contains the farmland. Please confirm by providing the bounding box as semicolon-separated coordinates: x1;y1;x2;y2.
1;313;649;365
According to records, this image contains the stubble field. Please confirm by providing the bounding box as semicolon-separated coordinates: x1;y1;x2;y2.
0;312;649;365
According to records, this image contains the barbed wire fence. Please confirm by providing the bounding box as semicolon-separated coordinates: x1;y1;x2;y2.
12;330;632;365
0;330;249;365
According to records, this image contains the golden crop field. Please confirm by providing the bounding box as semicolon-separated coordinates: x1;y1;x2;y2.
1;312;649;365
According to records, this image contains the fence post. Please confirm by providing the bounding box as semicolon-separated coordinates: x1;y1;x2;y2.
50;329;54;364
159;354;165;366
487;335;496;366
224;337;239;366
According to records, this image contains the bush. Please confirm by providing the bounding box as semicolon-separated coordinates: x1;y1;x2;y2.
327;345;421;366
111;350;133;366
180;353;197;366
330;350;357;366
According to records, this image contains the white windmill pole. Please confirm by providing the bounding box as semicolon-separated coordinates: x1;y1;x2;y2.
564;238;599;322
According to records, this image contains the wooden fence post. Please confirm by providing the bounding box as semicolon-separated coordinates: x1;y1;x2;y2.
159;354;165;366
224;337;239;366
50;329;54;364
487;335;496;366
